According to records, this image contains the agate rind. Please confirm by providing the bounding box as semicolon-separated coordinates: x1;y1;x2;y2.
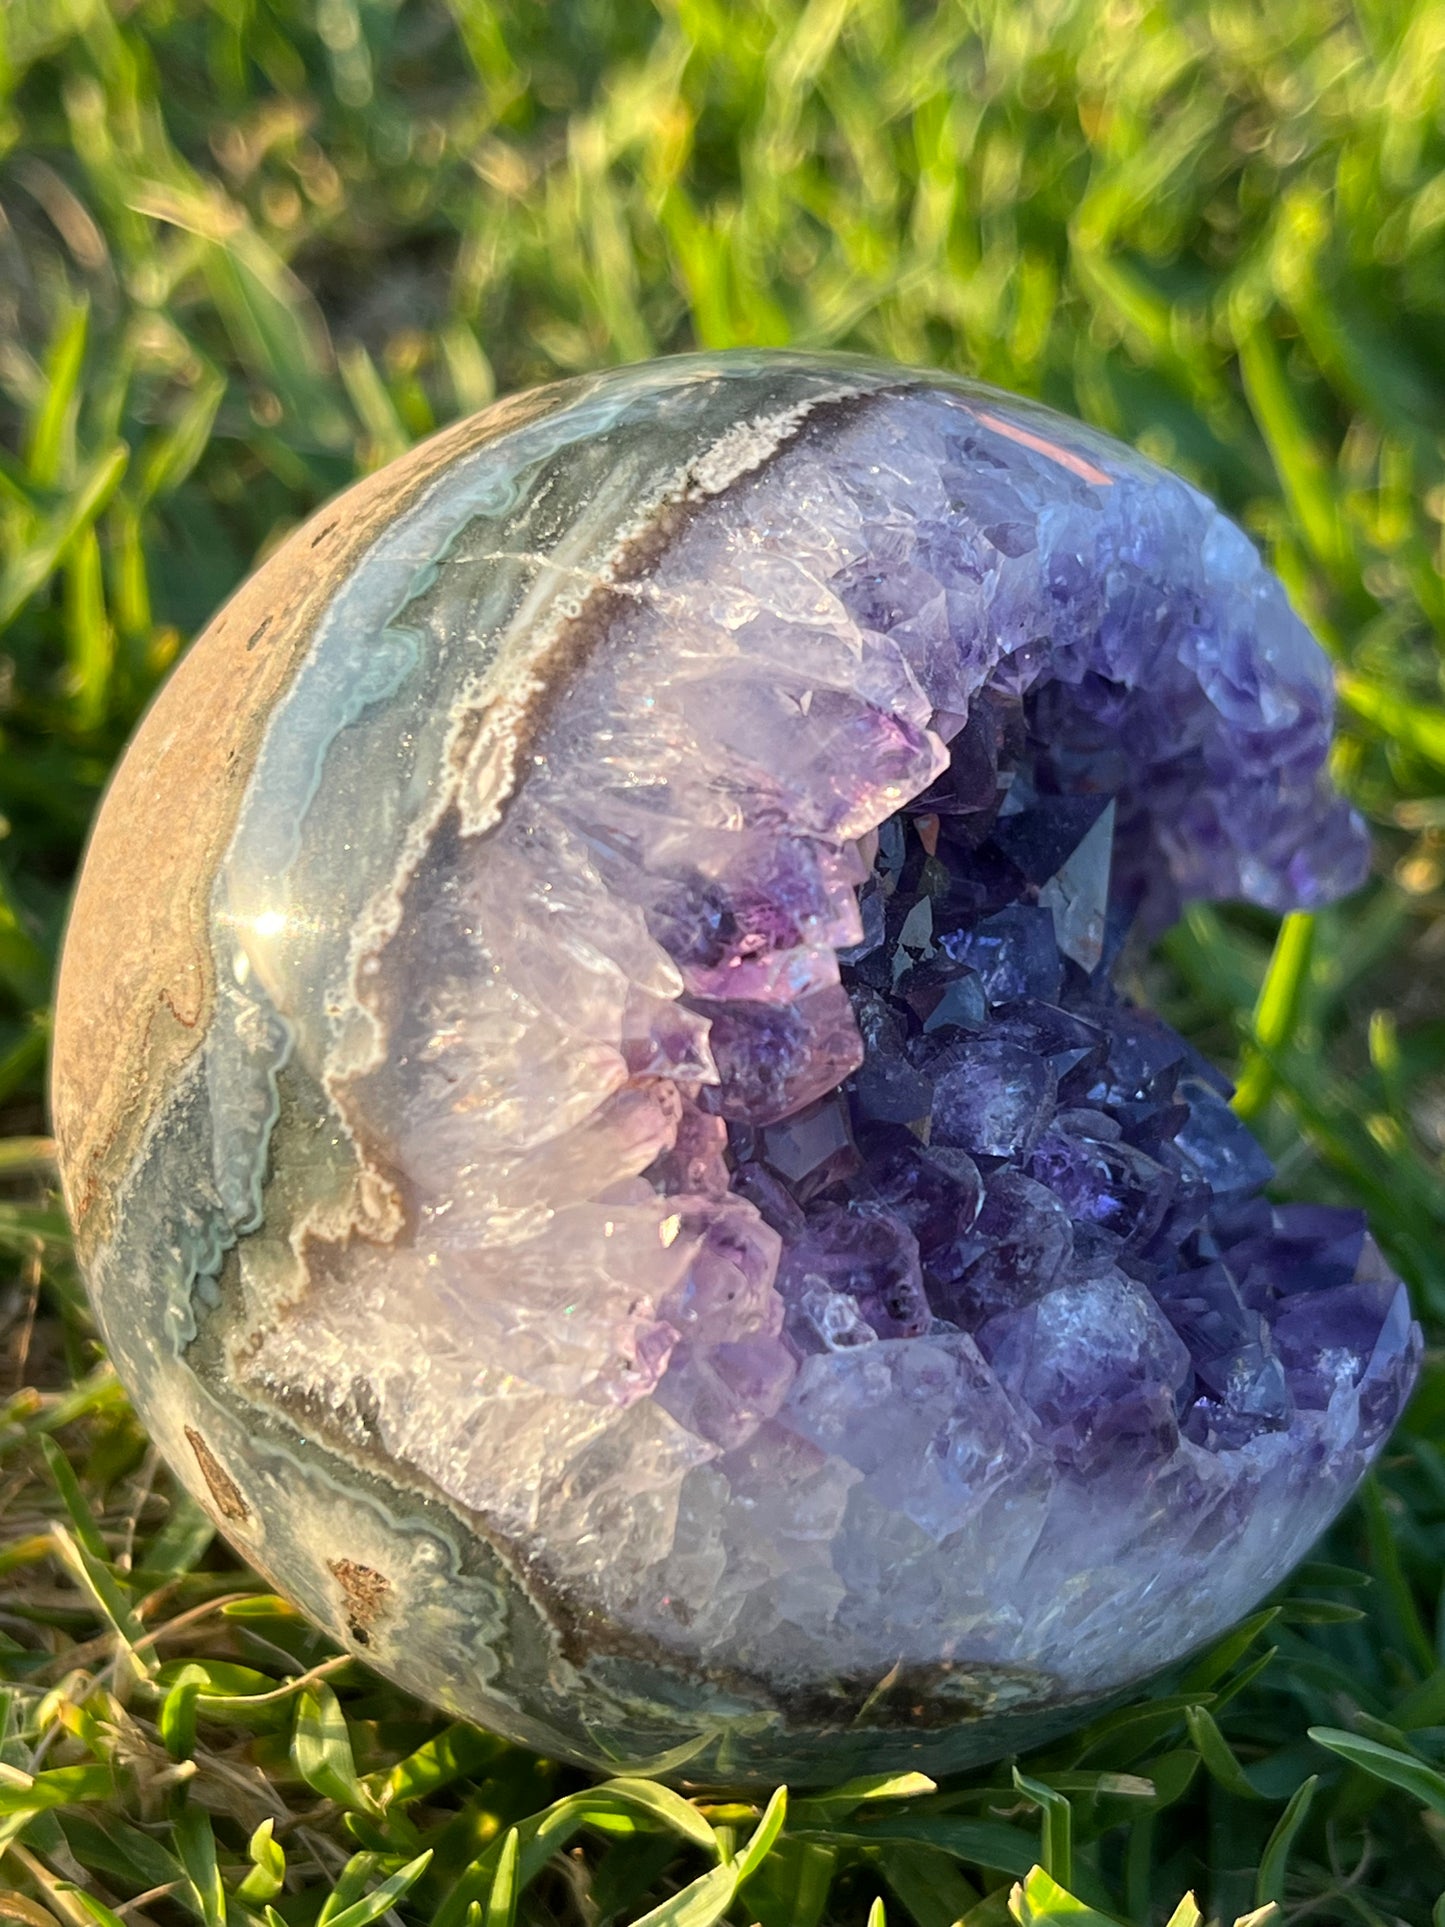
51;351;1418;1785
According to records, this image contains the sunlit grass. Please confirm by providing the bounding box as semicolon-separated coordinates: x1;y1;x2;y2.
1;0;1444;1919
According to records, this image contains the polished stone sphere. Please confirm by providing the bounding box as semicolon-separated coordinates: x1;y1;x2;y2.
51;352;1419;1785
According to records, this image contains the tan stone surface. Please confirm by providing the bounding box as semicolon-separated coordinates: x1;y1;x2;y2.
51;383;569;1254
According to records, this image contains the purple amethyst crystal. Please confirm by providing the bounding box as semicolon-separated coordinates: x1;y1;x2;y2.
52;350;1419;1785
929;1036;1057;1157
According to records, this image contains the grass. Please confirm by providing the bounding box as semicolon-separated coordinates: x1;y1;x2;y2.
1;0;1444;1918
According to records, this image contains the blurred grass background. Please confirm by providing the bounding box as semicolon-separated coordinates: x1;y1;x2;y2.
2;0;1445;1920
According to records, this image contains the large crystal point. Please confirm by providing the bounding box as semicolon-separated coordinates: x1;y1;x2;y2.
51;351;1418;1786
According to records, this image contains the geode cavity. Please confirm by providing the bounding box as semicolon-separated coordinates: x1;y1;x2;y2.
52;351;1419;1783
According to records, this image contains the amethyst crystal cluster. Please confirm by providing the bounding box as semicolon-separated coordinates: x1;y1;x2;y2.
51;353;1419;1783
730;708;1401;1469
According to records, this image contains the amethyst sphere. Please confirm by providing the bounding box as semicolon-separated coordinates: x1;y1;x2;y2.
52;352;1419;1783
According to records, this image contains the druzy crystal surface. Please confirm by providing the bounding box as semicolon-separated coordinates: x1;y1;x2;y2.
51;352;1420;1783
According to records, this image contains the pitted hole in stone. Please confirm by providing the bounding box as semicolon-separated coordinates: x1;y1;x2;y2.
327;1556;390;1647
184;1425;251;1523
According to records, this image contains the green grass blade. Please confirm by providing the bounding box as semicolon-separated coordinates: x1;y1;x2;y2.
1308;1726;1445;1816
1012;1769;1072;1889
484;1827;519;1927
1255;1773;1318;1906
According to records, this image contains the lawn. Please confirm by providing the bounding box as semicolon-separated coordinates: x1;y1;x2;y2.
2;0;1445;1920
